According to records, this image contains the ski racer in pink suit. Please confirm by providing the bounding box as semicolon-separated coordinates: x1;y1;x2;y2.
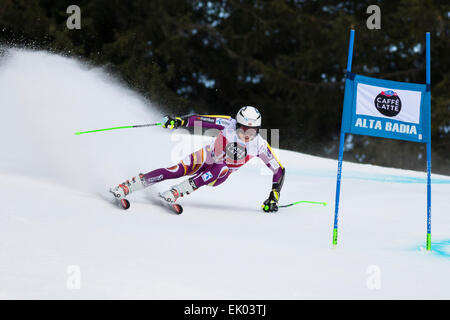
110;106;285;212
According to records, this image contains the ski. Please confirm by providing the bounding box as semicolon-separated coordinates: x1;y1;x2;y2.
113;197;130;210
108;188;182;214
157;193;183;214
109;189;131;210
118;198;130;210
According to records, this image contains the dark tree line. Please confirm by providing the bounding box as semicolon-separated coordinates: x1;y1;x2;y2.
1;0;449;174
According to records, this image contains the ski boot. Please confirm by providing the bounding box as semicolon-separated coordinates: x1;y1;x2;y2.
110;174;146;209
159;177;197;203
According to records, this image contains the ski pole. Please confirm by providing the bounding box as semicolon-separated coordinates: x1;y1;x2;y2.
74;122;162;135
279;200;327;208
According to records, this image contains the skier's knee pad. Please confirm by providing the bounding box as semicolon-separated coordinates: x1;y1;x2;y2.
207;166;230;187
218;166;229;178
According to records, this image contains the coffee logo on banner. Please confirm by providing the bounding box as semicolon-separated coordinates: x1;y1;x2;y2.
374;90;402;117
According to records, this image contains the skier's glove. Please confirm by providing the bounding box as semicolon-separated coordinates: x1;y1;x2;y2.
262;190;279;213
162;116;185;129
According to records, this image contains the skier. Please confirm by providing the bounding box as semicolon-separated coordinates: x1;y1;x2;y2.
110;106;285;212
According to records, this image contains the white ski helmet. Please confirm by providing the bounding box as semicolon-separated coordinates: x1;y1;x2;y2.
236;106;261;128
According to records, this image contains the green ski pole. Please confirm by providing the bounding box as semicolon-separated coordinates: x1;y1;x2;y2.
279;200;327;208
75;122;162;135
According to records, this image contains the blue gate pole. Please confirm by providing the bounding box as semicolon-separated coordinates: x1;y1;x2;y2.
333;29;355;247
426;32;432;251
333;132;345;247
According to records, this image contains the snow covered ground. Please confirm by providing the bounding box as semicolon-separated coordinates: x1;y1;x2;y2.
1;48;449;299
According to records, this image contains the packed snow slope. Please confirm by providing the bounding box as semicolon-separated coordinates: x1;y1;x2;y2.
1;48;450;299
